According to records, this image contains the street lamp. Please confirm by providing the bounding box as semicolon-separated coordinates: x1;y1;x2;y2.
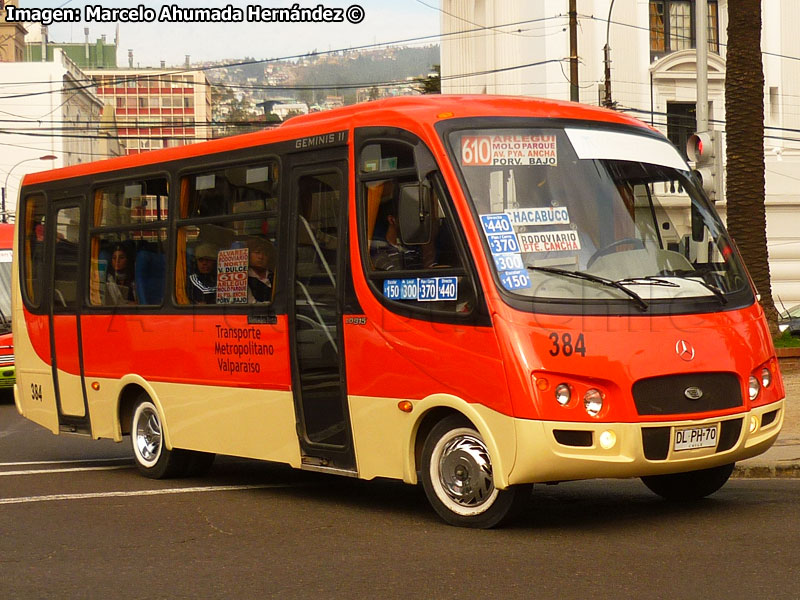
2;155;57;223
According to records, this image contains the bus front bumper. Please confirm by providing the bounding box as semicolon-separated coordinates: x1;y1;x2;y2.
509;400;784;484
0;365;16;389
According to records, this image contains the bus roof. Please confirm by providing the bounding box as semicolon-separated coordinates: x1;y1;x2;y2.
22;95;652;186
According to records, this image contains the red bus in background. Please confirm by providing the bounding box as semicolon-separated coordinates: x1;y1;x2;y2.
0;223;14;396
11;96;785;527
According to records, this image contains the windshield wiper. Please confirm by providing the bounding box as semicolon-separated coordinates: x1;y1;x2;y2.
616;276;679;288
527;266;649;311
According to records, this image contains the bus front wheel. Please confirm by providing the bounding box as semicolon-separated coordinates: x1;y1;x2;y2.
421;415;531;528
130;396;190;479
641;463;735;501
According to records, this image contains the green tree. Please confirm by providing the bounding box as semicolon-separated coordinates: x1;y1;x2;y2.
414;64;441;94
724;0;779;336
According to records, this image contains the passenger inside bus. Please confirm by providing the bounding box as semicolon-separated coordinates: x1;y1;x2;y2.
247;237;274;303
106;243;137;305
188;242;218;304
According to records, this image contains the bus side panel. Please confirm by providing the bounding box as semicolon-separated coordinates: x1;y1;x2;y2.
15;309;59;434
152;383;301;465
79;314;291;388
343;314;508;409
343;311;512;482
79;313;297;461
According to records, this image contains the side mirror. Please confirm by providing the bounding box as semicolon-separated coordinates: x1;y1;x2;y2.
397;183;432;245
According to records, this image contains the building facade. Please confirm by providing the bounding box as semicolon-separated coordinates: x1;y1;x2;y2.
441;0;800;307
0;47;118;220
85;68;213;155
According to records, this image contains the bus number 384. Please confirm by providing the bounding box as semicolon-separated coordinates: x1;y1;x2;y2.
30;383;43;402
548;332;587;357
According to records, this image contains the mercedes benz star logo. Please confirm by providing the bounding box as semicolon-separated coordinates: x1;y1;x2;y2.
675;340;696;361
684;386;704;400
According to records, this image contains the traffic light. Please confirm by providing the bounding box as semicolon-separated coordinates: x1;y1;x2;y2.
686;131;722;201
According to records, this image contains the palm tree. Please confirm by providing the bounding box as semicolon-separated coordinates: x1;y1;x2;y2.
725;0;779;336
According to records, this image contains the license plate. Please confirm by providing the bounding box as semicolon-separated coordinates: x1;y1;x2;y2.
674;425;718;451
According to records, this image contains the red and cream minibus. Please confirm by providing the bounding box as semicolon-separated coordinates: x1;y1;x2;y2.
12;96;783;527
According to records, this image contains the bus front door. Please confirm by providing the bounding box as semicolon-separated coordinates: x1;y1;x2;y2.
289;158;356;473
49;201;90;433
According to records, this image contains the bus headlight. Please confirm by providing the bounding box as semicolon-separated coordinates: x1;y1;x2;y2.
555;383;571;406
761;368;772;389
748;375;760;401
584;389;603;417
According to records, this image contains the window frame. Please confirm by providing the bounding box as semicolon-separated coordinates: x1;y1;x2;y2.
86;172;171;309
649;0;719;61
174;156;282;310
19;192;49;311
354;127;490;326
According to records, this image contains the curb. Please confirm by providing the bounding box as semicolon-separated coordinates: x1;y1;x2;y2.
732;463;800;478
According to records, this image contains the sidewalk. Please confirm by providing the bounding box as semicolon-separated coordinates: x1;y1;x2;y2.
734;357;800;478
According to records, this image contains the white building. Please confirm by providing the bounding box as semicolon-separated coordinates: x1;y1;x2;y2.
270;102;310;120
0;48;115;220
441;0;800;306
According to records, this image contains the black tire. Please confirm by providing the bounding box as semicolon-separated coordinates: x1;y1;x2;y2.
420;415;531;528
641;463;734;501
130;395;190;479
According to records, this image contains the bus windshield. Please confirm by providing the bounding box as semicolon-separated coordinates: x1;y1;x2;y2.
449;126;750;310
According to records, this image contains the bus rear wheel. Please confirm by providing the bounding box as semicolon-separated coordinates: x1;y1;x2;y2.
421;415;531;528
641;463;735;501
130;396;190;479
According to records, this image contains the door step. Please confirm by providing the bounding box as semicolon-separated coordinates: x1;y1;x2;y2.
301;456;358;478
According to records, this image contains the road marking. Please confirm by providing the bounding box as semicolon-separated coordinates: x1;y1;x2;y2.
0;484;289;505
0;458;131;467
0;465;132;476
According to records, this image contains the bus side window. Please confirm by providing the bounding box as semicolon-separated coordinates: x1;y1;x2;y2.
359;137;477;317
88;178;168;307
21;194;46;308
175;161;280;306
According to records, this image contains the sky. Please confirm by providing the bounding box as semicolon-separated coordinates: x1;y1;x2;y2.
31;0;443;67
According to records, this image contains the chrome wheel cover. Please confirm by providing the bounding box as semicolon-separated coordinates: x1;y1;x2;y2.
133;403;162;468
430;428;498;516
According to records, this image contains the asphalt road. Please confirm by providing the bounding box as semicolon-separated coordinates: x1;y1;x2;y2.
2;402;800;599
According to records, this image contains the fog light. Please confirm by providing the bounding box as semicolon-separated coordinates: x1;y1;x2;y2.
584;389;603;417
555;383;571;406
748;375;760;401
761;368;772;388
750;415;759;434
599;430;617;449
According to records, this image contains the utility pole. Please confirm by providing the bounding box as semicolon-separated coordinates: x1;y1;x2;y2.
691;0;721;202
696;0;708;133
603;0;616;108
569;0;579;102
